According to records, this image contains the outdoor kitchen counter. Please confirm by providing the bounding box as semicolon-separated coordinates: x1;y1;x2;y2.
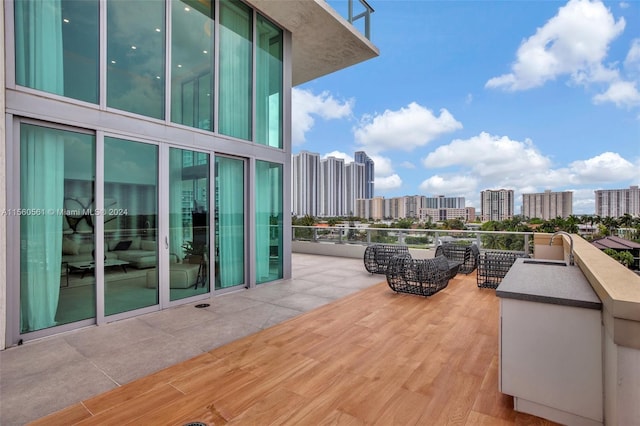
496;257;604;425
496;258;602;310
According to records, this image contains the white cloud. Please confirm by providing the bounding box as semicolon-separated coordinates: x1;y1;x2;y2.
486;0;626;91
568;151;639;183
353;102;462;154
400;161;416;169
375;174;403;191
571;188;598;214
370;154;395;177
592;80;640;107
423;132;551;183
485;0;640;109
624;38;640;79
291;88;354;145
626;39;640;66
419;175;478;196
322;151;354;163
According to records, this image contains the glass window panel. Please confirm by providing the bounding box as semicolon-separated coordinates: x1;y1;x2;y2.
20;124;96;333
15;0;99;103
215;157;245;289
104;137;159;315
256;15;283;148
107;1;165;119
171;0;214;131
170;148;210;301
219;0;252;140
255;160;282;284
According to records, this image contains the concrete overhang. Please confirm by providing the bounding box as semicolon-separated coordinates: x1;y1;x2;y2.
246;0;380;86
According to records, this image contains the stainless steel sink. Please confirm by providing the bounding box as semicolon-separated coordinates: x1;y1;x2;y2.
522;259;567;266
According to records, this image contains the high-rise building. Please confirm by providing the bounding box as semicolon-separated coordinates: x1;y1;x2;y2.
320;157;345;217
481;189;515;221
522;190;573;220
291;151;320;217
354;151;375;198
355;196;385;220
345;162;365;216
595;186;640;218
424;195;465;209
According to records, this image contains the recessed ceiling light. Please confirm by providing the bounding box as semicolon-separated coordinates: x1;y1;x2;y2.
185;7;190;11
63;18;70;23
111;60;116;64
155;28;161;32
131;46;137;50
203;50;208;54
178;64;183;68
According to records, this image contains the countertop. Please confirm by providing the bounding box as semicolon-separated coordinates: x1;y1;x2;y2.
496;258;602;310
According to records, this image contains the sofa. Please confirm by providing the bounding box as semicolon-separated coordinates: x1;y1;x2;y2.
62;236;159;269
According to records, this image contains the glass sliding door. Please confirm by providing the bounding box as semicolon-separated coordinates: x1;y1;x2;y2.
255;161;282;284
219;0;252;140
107;0;165;119
104;137;159;315
171;0;214;131
215;156;245;289
20;124;96;333
169;148;210;301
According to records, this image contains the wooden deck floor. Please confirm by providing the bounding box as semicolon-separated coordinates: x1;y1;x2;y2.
32;272;559;425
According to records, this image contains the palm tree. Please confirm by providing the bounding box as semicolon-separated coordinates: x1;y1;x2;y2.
601;216;619;235
619;213;634;229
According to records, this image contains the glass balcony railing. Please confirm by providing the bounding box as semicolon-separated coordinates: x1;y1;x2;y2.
328;0;374;40
292;225;534;254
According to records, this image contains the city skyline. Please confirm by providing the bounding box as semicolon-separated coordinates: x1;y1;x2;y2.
291;0;640;215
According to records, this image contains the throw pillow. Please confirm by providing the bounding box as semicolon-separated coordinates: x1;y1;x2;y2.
113;240;132;251
62;238;79;255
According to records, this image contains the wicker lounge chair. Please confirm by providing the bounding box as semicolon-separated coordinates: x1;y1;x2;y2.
363;243;410;274
385;253;451;297
435;243;479;274
476;250;529;289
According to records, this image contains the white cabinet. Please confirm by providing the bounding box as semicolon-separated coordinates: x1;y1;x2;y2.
500;298;603;425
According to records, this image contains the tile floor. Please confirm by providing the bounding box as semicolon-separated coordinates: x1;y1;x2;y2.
0;253;382;426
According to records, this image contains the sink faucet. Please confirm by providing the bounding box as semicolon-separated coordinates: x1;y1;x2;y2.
549;231;574;266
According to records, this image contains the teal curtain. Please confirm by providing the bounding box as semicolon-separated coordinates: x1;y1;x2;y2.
15;0;64;95
20;125;65;332
219;0;252;140
217;157;244;287
169;149;185;261
255;161;282;283
256;15;283;148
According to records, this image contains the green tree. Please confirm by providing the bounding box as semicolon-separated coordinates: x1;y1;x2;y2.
603;249;634;268
292;215;316;239
392;218;414;230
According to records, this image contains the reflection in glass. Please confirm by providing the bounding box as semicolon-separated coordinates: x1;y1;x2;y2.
107;0;165;119
171;0;214;131
255;161;282;284
256;15;283;148
15;0;99;103
104;137;158;315
219;0;252;140
20;124;96;333
215;157;245;289
170;149;210;301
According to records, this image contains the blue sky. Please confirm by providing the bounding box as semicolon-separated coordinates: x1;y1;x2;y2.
292;0;640;215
